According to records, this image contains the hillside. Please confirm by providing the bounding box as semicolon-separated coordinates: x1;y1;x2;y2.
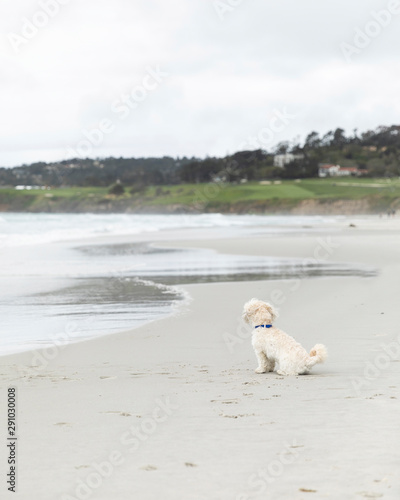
1;124;400;214
1;125;400;189
1;178;399;215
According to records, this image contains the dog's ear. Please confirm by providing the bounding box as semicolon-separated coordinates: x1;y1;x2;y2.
242;298;258;324
263;303;278;322
258;302;278;323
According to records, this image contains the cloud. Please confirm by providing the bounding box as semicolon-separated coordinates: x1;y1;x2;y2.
0;0;400;166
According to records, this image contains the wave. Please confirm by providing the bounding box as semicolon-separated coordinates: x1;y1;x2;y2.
0;213;344;248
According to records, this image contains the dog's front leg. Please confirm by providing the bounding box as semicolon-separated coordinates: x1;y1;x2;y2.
254;350;270;373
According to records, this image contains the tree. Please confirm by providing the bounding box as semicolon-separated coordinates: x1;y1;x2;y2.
274;141;290;154
321;130;334;147
108;182;125;196
332;128;347;149
281;157;318;179
304;131;321;150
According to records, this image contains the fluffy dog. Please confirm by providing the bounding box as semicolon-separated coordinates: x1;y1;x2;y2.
243;298;327;376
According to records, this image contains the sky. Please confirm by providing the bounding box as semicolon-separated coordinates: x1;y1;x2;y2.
1;0;400;167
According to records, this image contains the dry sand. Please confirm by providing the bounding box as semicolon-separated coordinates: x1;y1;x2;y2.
1;218;399;499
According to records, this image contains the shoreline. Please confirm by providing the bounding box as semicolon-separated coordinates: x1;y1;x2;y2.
0;199;395;215
0;221;399;499
0;215;386;357
1;180;400;215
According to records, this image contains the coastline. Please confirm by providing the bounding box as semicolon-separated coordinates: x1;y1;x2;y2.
0;197;395;215
0;213;379;356
0;214;354;355
0;221;399;499
1;178;399;215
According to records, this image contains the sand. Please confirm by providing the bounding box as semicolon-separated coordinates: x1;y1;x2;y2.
1;218;399;499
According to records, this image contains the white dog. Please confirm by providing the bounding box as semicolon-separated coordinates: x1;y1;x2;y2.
242;298;327;376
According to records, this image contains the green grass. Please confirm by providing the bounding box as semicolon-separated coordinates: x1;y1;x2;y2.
299;179;399;199
142;182;313;205
141;178;400;206
0;186;112;211
43;187;109;198
1;178;399;212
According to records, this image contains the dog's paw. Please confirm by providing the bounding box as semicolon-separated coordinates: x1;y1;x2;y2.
277;370;287;376
255;368;267;374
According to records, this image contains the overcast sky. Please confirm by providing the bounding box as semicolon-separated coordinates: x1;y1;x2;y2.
0;0;400;167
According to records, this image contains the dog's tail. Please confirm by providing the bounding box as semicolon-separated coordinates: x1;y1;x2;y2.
306;344;328;368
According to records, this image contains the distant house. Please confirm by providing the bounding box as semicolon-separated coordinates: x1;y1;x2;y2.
336;167;360;176
318;164;360;177
318;164;340;177
273;153;304;168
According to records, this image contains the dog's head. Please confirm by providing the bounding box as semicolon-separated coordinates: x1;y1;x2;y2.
242;298;278;327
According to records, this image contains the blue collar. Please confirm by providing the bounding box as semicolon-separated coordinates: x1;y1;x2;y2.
255;324;272;329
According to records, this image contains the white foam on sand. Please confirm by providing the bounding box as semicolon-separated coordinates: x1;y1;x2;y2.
0;213;347;247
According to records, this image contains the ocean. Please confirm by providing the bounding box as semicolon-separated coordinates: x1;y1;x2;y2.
0;213;375;354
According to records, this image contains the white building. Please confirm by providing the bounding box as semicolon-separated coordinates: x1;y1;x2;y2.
318;164;340;177
273;153;304;168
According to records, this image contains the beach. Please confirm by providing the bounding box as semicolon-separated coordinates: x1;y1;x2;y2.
1;217;399;499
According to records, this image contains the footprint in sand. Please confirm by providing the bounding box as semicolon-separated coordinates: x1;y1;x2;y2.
51;377;73;382
220;413;256;418
366;393;384;399
211;399;239;404
101;411;131;416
